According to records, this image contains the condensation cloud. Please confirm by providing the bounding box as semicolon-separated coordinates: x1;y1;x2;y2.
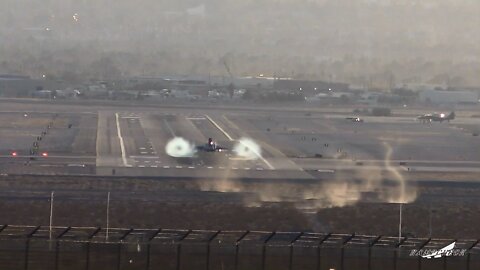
165;137;196;158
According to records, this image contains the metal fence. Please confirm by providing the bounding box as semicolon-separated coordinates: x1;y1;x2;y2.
0;225;478;270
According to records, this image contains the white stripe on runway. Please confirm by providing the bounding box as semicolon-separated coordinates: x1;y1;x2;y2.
163;119;176;137
115;113;130;167
130;156;158;159
205;115;234;141
206;114;275;170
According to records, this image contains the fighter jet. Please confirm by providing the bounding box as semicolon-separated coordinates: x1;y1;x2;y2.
165;137;260;162
165;137;228;158
196;138;228;152
165;137;232;166
345;117;364;122
417;111;455;123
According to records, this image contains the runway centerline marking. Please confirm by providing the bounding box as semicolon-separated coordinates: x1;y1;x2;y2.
115;112;130;167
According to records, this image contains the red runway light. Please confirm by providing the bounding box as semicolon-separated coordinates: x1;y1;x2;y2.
11;152;17;157
41;152;48;157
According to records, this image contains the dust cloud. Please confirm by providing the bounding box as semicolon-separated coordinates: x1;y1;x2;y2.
197;143;417;212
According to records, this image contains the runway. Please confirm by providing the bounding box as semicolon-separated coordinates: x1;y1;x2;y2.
0;101;479;178
91;109;313;179
0;100;480;238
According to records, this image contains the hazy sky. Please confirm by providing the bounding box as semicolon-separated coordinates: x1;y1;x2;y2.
1;0;479;86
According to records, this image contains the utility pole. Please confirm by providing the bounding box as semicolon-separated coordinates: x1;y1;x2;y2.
106;192;110;241
49;191;54;251
49;191;54;240
398;203;403;243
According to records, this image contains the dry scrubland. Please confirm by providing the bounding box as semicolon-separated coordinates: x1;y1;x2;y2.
0;175;479;239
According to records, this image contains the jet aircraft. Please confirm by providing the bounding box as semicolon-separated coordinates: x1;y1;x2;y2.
417;112;455;123
345;117;364;122
196;138;228;152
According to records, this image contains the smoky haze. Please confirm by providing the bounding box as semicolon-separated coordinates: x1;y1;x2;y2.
1;0;479;87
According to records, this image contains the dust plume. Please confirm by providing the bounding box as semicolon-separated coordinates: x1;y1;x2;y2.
197;141;417;212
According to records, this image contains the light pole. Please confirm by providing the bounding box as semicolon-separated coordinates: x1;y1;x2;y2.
398;203;403;243
49;191;55;251
106;192;111;241
429;208;436;238
49;191;54;240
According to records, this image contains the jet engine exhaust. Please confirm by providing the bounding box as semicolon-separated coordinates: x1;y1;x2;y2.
233;137;262;160
165;137;196;157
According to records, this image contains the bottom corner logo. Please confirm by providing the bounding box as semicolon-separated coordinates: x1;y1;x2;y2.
410;242;467;259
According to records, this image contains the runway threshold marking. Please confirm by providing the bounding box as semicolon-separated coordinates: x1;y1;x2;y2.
115;113;130;167
206;114;275;170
